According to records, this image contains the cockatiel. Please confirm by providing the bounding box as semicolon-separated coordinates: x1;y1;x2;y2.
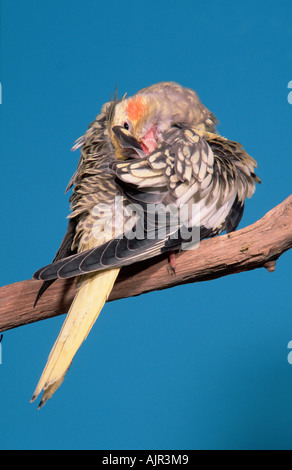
32;81;260;408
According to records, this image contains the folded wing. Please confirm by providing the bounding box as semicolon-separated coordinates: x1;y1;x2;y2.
33;126;260;282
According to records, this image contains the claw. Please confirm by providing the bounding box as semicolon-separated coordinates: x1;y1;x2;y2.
168;250;176;274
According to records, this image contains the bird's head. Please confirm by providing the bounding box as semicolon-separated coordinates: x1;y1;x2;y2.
109;94;159;160
109;82;217;160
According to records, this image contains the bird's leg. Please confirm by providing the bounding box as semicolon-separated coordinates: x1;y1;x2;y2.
168;250;176;274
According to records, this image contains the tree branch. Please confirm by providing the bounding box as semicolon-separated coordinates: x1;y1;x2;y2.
1;195;292;333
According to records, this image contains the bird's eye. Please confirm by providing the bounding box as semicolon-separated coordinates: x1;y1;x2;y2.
123;122;129;130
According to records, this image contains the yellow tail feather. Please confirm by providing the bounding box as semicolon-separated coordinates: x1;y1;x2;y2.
31;268;120;409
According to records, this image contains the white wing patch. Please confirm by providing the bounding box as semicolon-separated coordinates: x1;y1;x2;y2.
112;126;259;238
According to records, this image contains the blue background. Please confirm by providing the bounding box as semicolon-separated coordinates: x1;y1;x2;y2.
1;0;292;450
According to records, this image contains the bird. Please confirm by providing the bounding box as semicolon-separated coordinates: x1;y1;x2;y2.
31;81;261;408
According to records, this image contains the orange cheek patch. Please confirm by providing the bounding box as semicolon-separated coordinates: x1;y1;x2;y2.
126;96;145;122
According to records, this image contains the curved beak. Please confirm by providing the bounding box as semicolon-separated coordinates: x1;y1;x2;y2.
112;126;144;157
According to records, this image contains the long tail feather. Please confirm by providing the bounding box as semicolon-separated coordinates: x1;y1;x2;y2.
31;268;120;409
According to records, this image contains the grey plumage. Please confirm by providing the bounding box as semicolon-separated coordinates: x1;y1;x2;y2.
34;81;260;290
